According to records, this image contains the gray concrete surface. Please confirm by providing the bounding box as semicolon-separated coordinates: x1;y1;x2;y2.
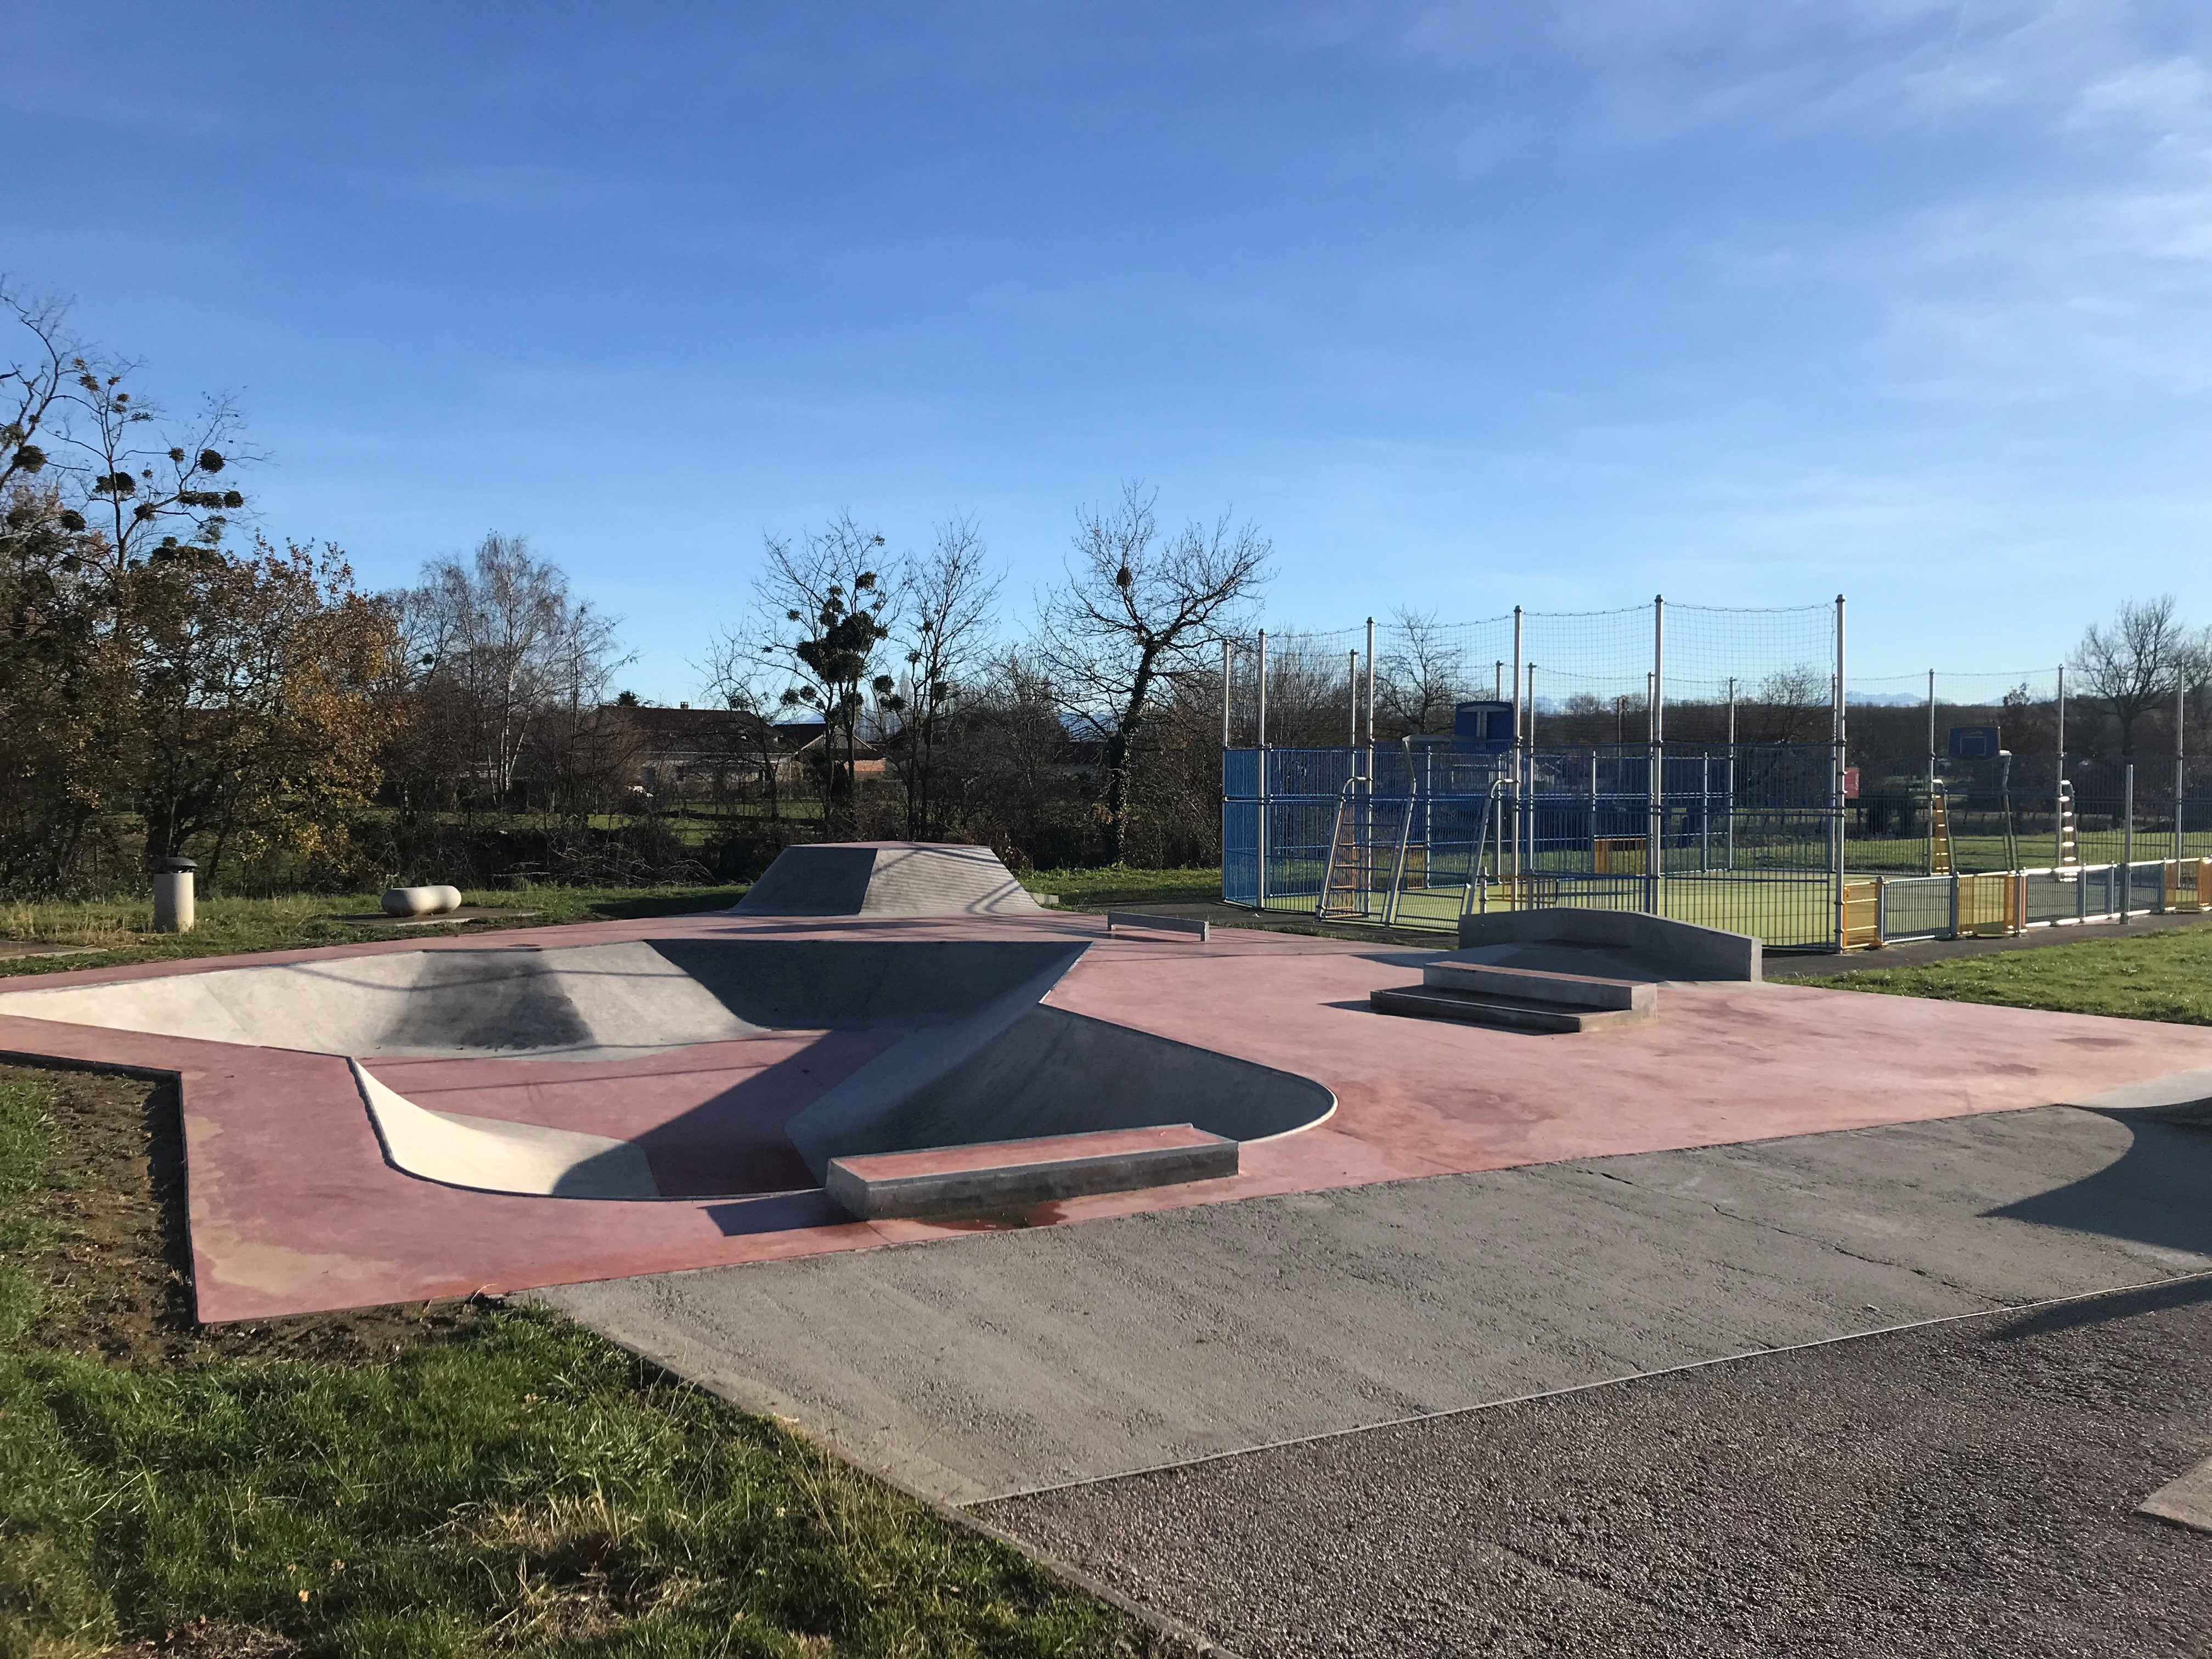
0;937;1085;1060
789;1003;1334;1179
540;1103;2212;1506
985;1278;2212;1658
1456;906;1762;979
735;841;1043;916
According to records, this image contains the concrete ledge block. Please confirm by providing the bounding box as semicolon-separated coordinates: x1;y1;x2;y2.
1422;961;1656;1011
1104;911;1209;941
826;1124;1238;1221
1454;908;1762;981
1371;985;1651;1034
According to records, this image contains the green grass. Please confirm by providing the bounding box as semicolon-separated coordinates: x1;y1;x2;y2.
1795;926;2212;1025
0;1080;51;1345
0;1070;1150;1658
0;886;750;980
1;1314;1139;1657
1023;867;1222;908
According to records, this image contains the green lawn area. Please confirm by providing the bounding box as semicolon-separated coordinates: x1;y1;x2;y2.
1796;926;2212;1025
1023;867;1222;908
0;1066;1152;1657
0;887;751;980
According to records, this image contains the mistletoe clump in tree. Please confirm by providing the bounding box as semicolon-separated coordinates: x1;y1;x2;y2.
755;515;902;837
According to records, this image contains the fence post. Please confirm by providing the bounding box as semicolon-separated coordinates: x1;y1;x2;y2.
1725;675;1737;872
1647;595;1664;917
1220;639;1232;749
2121;762;2134;923
1833;594;1848;950
1926;669;1937;876
1255;630;1269;911
2176;679;2186;864
2055;663;2067;866
1511;607;1523;900
1364;616;1376;778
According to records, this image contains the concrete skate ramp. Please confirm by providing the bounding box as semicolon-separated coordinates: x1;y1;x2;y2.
351;1061;659;1199
788;1002;1336;1180
735;842;1043;917
0;939;1084;1062
0;934;1333;1201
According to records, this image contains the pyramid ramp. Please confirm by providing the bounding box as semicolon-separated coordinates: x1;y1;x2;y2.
735;842;1044;917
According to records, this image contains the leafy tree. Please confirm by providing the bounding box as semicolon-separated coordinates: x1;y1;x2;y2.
128;538;402;887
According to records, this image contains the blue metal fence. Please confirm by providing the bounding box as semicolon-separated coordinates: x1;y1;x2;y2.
1224;742;1843;949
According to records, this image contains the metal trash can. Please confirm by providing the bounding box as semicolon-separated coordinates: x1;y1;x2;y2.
151;856;197;933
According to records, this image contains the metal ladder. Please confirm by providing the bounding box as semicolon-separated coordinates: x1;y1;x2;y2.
2055;779;2079;867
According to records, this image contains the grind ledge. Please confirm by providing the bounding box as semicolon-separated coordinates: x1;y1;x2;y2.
826;1124;1238;1221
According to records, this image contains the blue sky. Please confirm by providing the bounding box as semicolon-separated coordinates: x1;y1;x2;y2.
6;2;2208;698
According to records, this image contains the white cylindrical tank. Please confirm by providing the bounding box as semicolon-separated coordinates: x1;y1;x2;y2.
151;857;196;933
381;885;464;917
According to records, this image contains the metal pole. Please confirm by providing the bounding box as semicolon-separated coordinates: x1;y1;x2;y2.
1348;650;1359;751
1726;675;1736;871
1220;638;1232;749
1646;596;1664;916
1255;630;1268;749
1526;663;1536;744
1701;752;1711;872
2055;664;2067;866
1833;594;1847;950
1365;616;1377;761
1927;669;1937;876
1255;630;1268;911
1511;608;1523;897
2123;762;2134;921
2176;678;2186;864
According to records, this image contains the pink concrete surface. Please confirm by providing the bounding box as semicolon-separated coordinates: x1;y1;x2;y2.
6;909;2212;1323
833;1123;1228;1182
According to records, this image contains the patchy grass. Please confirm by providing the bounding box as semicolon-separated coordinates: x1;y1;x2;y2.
0;1065;1159;1657
0;886;748;980
1799;926;2212;1025
1024;868;1221;909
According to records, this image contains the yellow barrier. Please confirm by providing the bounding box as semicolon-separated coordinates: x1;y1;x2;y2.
1840;878;1881;949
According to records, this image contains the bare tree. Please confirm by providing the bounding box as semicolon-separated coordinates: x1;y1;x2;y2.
1740;664;1831;744
697;633;792;825
1376;607;1468;737
891;517;1000;839
2;284;253;575
398;534;625;806
2075;595;2208;757
1;286;72;499
1034;482;1271;862
754;514;898;836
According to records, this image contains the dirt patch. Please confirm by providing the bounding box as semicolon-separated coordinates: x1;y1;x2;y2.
4;1059;483;1366
108;1621;300;1656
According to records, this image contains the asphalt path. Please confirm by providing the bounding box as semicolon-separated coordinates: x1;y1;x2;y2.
982;1278;2212;1658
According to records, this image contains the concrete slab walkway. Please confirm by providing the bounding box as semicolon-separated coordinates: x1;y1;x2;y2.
541;1101;2212;1505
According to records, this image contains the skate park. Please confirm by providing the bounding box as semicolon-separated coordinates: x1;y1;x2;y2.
3;839;2210;1654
